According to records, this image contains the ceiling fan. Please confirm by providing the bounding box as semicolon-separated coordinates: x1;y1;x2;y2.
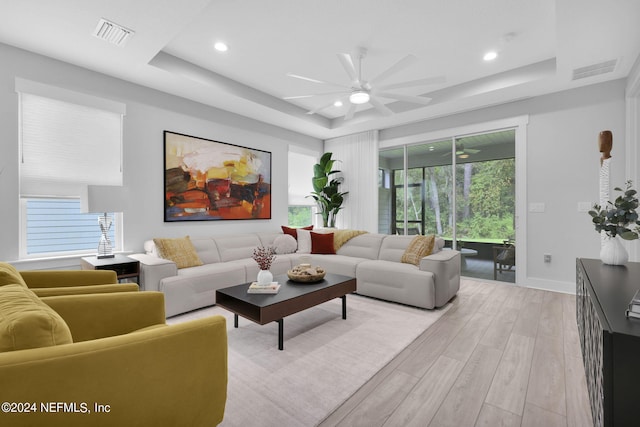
441;142;481;158
284;48;445;120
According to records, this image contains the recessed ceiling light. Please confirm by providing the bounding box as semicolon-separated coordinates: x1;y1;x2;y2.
483;51;498;61
214;42;228;52
334;100;343;107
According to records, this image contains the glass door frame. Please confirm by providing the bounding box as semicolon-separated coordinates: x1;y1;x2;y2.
379;116;528;284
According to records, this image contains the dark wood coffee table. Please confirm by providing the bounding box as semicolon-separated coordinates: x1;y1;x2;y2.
215;273;356;350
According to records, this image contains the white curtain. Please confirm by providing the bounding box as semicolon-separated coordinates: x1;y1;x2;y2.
324;130;379;232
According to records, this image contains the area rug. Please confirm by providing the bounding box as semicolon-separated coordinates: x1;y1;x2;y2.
168;294;450;426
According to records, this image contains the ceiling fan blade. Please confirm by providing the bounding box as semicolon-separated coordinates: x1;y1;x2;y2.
337;53;358;84
306;100;338;115
344;104;357;121
376;92;432;105
370;54;417;85
286;73;351;89
283;90;348;100
369;97;393;116
377;76;446;91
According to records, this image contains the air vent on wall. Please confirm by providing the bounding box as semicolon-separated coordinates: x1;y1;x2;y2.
92;18;134;47
572;59;617;81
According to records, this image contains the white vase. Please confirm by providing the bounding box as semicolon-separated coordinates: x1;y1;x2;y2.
257;269;273;286
600;236;628;265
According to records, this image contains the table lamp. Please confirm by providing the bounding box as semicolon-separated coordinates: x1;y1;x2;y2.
81;185;127;258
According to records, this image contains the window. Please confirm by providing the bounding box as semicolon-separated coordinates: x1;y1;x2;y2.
17;79;125;257
288;147;318;227
21;198;118;256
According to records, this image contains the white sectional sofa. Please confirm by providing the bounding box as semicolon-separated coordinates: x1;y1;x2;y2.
130;232;460;317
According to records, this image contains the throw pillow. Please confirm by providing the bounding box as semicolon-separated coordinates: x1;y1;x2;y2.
281;225;313;240
0;262;28;288
401;235;436;266
311;232;336;255
273;234;297;254
0;284;73;352
296;229;312;254
153;236;203;269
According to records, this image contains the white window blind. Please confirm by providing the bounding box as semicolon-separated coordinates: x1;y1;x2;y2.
288;148;317;206
18;79;125;197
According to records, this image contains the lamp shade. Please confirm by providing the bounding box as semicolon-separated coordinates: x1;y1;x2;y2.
80;185;128;213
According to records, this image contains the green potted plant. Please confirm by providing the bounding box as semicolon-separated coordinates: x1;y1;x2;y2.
309;152;348;228
589;180;640;265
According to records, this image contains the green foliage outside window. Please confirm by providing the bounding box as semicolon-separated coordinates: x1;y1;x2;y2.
288;206;313;227
392;158;515;242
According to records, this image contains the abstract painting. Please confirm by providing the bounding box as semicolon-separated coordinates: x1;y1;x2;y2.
164;131;271;221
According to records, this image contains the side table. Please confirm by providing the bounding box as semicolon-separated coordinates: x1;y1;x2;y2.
81;254;140;283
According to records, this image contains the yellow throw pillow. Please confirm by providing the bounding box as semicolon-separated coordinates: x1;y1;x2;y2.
0;284;73;352
401;235;436;266
0;262;28;288
153;236;203;269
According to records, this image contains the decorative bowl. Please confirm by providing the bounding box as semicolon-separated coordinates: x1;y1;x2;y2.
287;265;326;283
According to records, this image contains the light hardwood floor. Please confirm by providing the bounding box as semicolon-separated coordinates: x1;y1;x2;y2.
318;279;593;427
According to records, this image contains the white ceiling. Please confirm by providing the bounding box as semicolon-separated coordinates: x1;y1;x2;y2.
1;0;639;140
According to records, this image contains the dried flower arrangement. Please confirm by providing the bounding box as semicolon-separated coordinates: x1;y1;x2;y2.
252;245;276;270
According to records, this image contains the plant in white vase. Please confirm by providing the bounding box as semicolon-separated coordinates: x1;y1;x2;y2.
252;245;276;285
589;180;640;265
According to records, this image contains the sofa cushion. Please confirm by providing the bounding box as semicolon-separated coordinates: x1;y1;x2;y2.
401;235;436;266
296;229;312;254
337;233;385;260
378;235;416;262
0;284;73;352
0;262;27;288
308;254;365;277
281;225;313;240
311;232;336;254
273;234;297;254
189;237;222;264
153;236;204;269
214;234;263;262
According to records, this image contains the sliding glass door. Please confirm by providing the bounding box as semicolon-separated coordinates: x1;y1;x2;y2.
378;129;516;282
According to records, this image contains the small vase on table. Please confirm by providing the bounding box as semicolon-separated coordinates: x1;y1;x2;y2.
257;269;273;286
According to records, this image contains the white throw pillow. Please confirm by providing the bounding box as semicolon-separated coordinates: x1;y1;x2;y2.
296;229;312;254
273;234;297;254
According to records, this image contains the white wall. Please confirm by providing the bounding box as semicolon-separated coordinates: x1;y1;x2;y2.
0;43;322;266
380;79;627;292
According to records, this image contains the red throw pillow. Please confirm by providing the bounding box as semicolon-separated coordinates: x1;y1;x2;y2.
281;225;313;240
311;232;335;254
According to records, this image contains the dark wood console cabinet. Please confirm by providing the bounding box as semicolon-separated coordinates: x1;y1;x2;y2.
576;258;640;427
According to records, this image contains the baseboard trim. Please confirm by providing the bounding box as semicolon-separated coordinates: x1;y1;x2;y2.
522;277;575;294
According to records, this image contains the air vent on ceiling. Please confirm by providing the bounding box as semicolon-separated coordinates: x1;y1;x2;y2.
92;18;134;47
572;59;617;81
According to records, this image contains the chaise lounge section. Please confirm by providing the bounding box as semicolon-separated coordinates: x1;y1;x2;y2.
130;232;461;317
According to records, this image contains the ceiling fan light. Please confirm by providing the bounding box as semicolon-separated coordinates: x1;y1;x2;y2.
349;90;370;105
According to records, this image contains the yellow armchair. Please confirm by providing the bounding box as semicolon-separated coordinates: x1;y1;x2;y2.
0;291;227;427
1;262;139;296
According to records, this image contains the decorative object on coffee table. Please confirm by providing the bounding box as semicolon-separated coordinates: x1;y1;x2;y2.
252;245;276;285
287;264;326;282
589;180;640;265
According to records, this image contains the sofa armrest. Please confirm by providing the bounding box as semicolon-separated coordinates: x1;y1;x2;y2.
32;283;139;297
128;253;177;291
21;270;118;288
419;249;461;307
0;316;227;427
42;292;166;342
